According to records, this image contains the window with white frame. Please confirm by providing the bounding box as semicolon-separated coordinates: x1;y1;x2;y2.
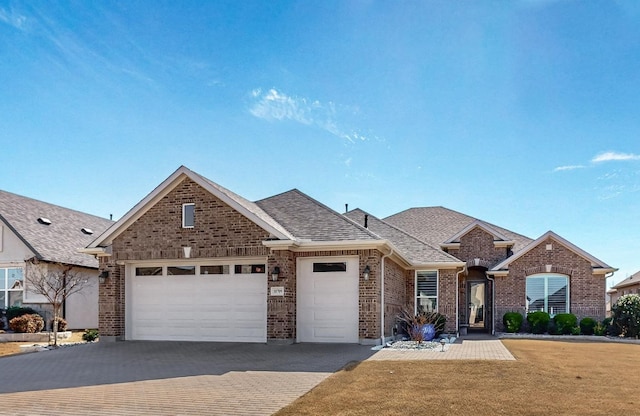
416;270;438;313
0;267;23;308
182;203;195;228
526;274;569;315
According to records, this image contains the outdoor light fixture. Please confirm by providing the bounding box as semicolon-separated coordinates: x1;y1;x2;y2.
99;271;109;284
363;265;371;281
271;266;280;281
182;246;192;258
440;338;446;352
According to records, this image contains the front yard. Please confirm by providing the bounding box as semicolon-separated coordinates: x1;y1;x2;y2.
276;339;639;415
0;331;89;357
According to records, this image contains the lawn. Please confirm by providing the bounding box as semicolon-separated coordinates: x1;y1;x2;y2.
276;339;639;416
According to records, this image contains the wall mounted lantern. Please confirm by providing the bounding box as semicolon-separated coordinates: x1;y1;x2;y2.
183;247;192;258
99;271;109;284
363;265;371;281
271;266;281;281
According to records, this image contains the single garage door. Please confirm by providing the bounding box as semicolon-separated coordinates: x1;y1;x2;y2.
128;263;267;342
297;257;359;343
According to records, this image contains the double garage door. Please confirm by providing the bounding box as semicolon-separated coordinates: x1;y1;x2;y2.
127;262;267;342
127;257;359;343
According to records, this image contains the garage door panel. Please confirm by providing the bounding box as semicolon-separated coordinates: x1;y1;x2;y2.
297;257;359;343
129;264;267;342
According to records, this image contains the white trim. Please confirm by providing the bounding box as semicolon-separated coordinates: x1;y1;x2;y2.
182;203;195;228
0;225;3;252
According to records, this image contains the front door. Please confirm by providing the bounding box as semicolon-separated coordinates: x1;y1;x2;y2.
468;281;486;330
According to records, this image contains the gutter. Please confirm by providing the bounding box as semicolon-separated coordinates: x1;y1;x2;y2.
380;247;394;345
487;274;496;335
455;266;467;336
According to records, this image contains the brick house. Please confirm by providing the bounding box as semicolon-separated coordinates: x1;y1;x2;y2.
607;270;640;307
85;166;615;343
0;190;113;329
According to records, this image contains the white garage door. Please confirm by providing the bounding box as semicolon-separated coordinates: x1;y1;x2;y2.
128;263;267;342
297;257;359;343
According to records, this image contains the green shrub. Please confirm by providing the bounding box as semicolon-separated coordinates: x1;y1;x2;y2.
602;317;616;336
6;306;41;322
51;317;68;332
503;312;523;333
611;294;640;338
82;329;99;342
571;326;581;335
527;311;550;334
553;313;578;335
9;314;45;333
579;317;597;335
593;322;606;336
547;320;561;335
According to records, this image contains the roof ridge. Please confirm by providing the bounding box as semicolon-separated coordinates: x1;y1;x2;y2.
0;189;112;222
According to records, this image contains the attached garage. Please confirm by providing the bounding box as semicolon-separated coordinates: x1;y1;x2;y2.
126;260;267;342
297;257;359;343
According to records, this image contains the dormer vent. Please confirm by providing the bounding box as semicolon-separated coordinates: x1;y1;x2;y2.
37;217;52;225
81;228;94;235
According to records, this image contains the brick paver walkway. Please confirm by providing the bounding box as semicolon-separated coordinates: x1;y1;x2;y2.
368;340;516;361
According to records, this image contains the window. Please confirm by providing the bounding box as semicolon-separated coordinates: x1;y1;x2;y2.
0;268;23;308
167;266;196;275
136;267;163;276
313;262;347;272
182;203;195;228
526;274;569;315
234;264;266;274
416;271;438;313
201;265;229;275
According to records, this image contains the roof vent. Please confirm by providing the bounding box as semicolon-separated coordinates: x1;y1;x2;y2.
37;217;52;225
81;228;94;235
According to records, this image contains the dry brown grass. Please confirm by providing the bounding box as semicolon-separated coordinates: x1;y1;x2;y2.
276;339;639;416
0;331;89;358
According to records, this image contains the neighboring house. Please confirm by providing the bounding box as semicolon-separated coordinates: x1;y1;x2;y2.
0;190;113;329
607;271;640;307
86;166;616;343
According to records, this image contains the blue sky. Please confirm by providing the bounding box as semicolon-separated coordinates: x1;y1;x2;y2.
1;1;638;286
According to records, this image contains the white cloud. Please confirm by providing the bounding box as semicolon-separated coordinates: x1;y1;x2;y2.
249;88;371;143
0;7;27;31
553;165;586;172
592;151;640;163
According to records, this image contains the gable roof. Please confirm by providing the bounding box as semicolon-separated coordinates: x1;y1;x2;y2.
0;190;113;268
88;166;294;248
344;209;463;267
256;190;380;242
610;270;640;290
384;206;532;253
443;219;512;245
490;231;616;275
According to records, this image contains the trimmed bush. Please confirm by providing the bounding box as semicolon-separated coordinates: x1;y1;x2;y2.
6;306;41;322
611;294;640;338
571;326;581;335
580;317;597;335
9;314;45;333
51;317;68;332
503;312;523;333
553;313;578;335
82;329;99;342
593;322;606;336
527;311;550;334
602;317;617;336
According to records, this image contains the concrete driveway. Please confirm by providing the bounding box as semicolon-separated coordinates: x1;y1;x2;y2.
0;341;375;415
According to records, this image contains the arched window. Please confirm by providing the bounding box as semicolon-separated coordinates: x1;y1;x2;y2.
525;274;569;316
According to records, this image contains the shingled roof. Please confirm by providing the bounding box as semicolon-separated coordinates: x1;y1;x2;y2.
384;206;533;253
256;190;380;242
344;209;462;265
0;190;113;268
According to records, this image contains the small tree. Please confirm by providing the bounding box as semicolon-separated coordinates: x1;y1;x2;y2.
611;294;640;338
25;258;91;346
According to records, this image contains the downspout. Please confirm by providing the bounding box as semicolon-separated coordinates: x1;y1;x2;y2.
380;247;394;345
456;266;467;336
487;274;496;335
